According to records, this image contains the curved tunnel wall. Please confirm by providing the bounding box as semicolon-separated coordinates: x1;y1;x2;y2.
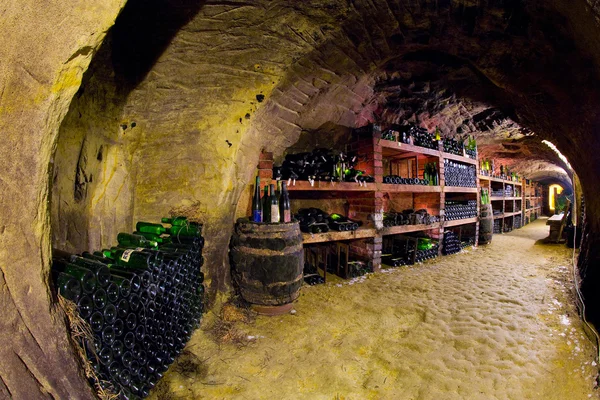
3;0;600;397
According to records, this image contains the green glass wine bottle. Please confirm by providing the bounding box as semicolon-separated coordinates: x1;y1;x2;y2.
136;221;167;235
52;259;97;294
69;255;111;288
133;231;171;244
117;232;158;249
102;248;153;270
262;185;271;223
52;271;82;302
161;216;188;226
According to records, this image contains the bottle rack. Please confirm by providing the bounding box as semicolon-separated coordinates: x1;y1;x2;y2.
479;175;523;233
522;179;543;225
265;126;480;273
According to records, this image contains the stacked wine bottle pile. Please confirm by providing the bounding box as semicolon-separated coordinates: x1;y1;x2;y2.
411;127;437;149
274;148;374;183
460;237;476;249
493;219;502;233
383;175;429;185
514;215;522;229
442;231;461;255
383;210;439;227
295;208;362;233
443;137;463;156
51;217;204;399
444;200;477;221
303;260;326;286
491;189;505;197
443;160;477;187
503;221;513;233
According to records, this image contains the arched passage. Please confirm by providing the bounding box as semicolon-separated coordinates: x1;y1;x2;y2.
3;0;600;397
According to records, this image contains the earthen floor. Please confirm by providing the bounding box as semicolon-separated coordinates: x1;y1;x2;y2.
151;218;599;400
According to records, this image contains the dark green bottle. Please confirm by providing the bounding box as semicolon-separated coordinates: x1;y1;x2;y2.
117;232;158;249
69;256;111;288
102;248;153;270
262;185;271;223
52;271;82;302
52;259;97;294
133;231;171;244
135;221;167;235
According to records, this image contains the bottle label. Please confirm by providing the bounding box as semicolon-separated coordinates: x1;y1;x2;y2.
283;210;291;223
271;206;280;223
252;210;262;223
120;249;134;262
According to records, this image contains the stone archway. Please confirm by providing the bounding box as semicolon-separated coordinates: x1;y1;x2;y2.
3;1;600;398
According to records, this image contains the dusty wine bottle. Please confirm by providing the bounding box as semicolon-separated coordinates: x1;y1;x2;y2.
251;175;262;223
262;185;271;223
135;221;167;236
117;232;158;249
270;184;280;223
279;182;291;223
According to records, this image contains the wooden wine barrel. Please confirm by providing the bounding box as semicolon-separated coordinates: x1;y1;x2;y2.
230;219;304;314
479;203;493;245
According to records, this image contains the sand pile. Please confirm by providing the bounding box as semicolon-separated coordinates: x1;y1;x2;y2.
150;219;599;399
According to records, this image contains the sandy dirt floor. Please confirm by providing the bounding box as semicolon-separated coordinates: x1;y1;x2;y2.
150;219;600;400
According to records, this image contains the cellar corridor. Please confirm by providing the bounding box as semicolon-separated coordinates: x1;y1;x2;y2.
151;219;598;400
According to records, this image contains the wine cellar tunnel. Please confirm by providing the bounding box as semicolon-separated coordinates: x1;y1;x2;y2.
2;0;600;398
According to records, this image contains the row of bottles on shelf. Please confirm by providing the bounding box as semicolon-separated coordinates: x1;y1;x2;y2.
381;124;478;159
295;208;362;233
383;209;439;227
480;159;521;181
275;148;375;184
51;217;204;399
382;237;439;267
444;159;477;188
442;231;475;255
444;200;477;220
251;177;292;224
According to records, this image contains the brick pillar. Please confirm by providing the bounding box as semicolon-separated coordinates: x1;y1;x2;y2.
258;151;273;189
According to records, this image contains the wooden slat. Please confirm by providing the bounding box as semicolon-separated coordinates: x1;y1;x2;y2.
380;223;441;236
444;217;478;227
379;183;441;193
441;151;478;165
302;228;377;244
443;186;478;193
287;180;374;192
379;139;441;158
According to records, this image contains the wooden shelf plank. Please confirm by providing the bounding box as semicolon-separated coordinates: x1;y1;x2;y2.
490;196;504;201
379;139;441;158
302;228;376;244
441;151;478;165
287;181;374;192
444;217;478;227
380;223;441;236
493;214;505;219
379;184;441;193
443;186;478;193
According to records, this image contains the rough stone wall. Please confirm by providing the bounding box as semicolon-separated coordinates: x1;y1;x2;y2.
0;1;126;398
4;0;600;395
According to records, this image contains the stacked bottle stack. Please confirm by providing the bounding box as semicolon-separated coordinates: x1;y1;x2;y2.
504;186;514;197
383;175;430;185
444;200;477;221
383;210;439;227
51;217;204;399
491;189;505;197
514;215;522;229
503;222;513;233
442;231;461;255
493;219;502;233
295;208;362;233
410;126;438;150
460;237;476;249
443;160;477;187
443;137;463;156
274;148;374;183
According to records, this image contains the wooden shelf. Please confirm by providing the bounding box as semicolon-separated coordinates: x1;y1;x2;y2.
490;196;504;201
505;197;521;200
443;186;478;193
287;181;374;192
379;139;440;158
441;151;478;165
493;214;505;220
380;223;441;236
444;217;478;227
504;211;522;217
302;228;376;244
379;184;441;193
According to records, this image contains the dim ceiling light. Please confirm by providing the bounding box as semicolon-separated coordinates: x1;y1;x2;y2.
542;140;572;170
